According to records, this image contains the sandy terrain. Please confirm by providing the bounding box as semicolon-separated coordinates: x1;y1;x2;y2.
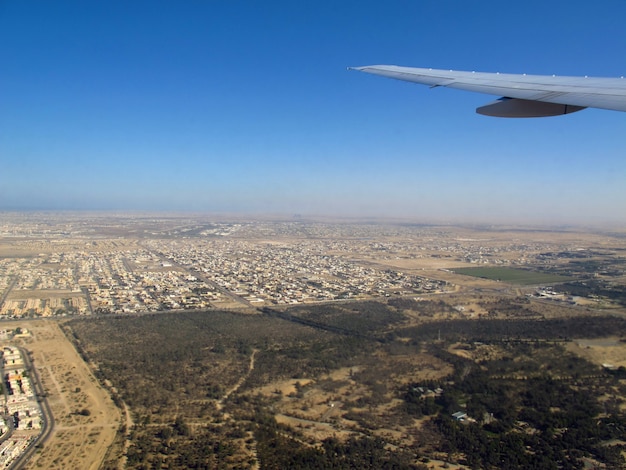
568;337;626;369
12;320;121;470
250;355;453;453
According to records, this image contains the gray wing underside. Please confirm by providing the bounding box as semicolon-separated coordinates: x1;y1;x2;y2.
350;65;626;116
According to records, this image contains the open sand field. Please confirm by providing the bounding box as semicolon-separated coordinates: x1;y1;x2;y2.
11;320;121;470
568;337;626;369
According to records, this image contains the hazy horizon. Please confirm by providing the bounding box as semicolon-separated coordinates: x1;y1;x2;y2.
1;209;624;231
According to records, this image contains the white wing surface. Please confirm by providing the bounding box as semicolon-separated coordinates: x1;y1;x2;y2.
350;65;626;117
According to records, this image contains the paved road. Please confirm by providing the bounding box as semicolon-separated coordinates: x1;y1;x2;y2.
0;278;18;312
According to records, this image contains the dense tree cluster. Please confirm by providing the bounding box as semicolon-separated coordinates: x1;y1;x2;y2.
125;423;240;469
254;411;425;469
398;316;626;343
268;300;407;338
402;342;626;469
554;280;626;307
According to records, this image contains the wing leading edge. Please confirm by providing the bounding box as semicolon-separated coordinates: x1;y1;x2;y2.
350;65;626;117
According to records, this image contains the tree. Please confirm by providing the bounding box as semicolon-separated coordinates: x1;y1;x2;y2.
174;415;190;436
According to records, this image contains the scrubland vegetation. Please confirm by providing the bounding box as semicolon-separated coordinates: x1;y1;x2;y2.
63;300;626;469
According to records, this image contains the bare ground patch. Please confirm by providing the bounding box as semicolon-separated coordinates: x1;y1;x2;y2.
13;320;122;470
567;337;626;368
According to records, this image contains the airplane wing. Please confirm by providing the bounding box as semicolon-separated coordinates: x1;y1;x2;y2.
349;65;626;117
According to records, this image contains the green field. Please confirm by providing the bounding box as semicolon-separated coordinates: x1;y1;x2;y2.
452;267;571;285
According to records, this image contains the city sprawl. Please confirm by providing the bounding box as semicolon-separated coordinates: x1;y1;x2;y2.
1;213;625;318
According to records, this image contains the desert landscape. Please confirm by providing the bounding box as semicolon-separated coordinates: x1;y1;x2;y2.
0;216;625;468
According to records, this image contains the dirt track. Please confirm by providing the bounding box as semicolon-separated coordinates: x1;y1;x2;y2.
13;320;121;470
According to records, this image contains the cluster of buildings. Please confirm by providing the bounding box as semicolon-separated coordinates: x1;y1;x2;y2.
0;297;88;318
531;286;581;305
3;346;42;431
0;344;43;468
0;217;601;317
0;249;221;316
0;236;449;317
148;239;448;306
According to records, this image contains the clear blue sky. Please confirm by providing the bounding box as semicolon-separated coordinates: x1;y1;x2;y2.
1;1;625;225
